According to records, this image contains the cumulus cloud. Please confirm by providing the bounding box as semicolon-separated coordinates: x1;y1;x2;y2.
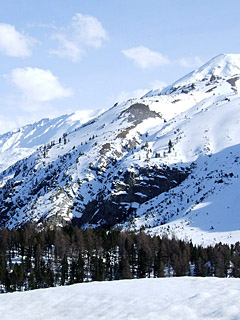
178;56;203;68
0;23;36;57
7;67;73;104
122;46;170;69
51;13;108;62
72;13;108;48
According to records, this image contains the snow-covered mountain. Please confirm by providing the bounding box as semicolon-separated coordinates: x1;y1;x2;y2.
1;53;240;245
0;110;102;172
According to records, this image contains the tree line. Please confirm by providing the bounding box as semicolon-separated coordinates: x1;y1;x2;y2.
0;224;239;292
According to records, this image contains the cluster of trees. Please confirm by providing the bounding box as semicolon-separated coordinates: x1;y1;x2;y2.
0;225;240;293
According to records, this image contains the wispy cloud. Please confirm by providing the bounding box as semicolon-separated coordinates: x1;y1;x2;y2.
0;23;37;57
149;80;168;90
51;33;84;62
111;88;150;103
108;79;168;105
6;67;73;110
122;46;170;69
178;56;204;68
0;114;21;135
50;13;108;62
122;46;204;71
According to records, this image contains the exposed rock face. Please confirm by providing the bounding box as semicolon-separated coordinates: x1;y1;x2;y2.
73;165;189;228
0;100;166;229
119;103;161;124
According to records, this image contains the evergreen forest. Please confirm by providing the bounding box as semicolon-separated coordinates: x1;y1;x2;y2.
0;225;240;293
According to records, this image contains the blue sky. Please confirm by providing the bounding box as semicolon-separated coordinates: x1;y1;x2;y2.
0;0;239;133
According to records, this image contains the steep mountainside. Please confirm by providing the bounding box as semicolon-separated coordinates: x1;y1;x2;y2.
1;53;240;245
0;110;102;172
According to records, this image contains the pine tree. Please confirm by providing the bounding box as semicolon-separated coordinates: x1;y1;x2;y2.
61;254;68;285
168;139;173;153
0;255;7;287
153;250;165;277
119;255;132;279
28;270;34;290
76;253;85;283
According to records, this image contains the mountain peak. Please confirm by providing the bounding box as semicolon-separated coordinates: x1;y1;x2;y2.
164;53;240;94
145;53;240;97
185;53;240;79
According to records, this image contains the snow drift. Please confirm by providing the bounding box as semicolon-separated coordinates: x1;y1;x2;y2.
0;277;239;320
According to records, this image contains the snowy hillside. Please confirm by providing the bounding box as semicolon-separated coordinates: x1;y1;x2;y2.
0;277;240;320
1;54;240;245
0;110;102;172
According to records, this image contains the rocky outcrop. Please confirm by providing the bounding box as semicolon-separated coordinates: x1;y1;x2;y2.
73;165;189;228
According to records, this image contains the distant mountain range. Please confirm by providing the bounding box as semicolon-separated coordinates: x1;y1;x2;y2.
1;53;240;246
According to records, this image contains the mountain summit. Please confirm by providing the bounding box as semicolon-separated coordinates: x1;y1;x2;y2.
1;54;240;245
145;53;240;97
172;53;240;84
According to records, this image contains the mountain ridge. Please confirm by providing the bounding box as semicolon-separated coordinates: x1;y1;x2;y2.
0;109;103;172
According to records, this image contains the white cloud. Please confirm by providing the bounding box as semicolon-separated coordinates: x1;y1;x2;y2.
51;13;108;62
72;13;108;49
0;114;20;134
108;80;168;105
149;80;168;90
108;86;160;105
7;67;73;104
113;88;150;102
122;46;170;69
69;109;104;122
0;23;36;57
50;34;84;62
178;56;203;68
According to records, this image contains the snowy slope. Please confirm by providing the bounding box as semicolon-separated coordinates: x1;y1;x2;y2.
0;277;240;320
1;54;240;245
0;110;102;172
133;95;240;245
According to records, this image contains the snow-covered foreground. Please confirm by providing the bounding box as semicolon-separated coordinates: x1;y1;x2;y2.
0;278;239;320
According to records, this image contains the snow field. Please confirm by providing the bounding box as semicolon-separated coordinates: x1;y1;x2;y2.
0;277;239;320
